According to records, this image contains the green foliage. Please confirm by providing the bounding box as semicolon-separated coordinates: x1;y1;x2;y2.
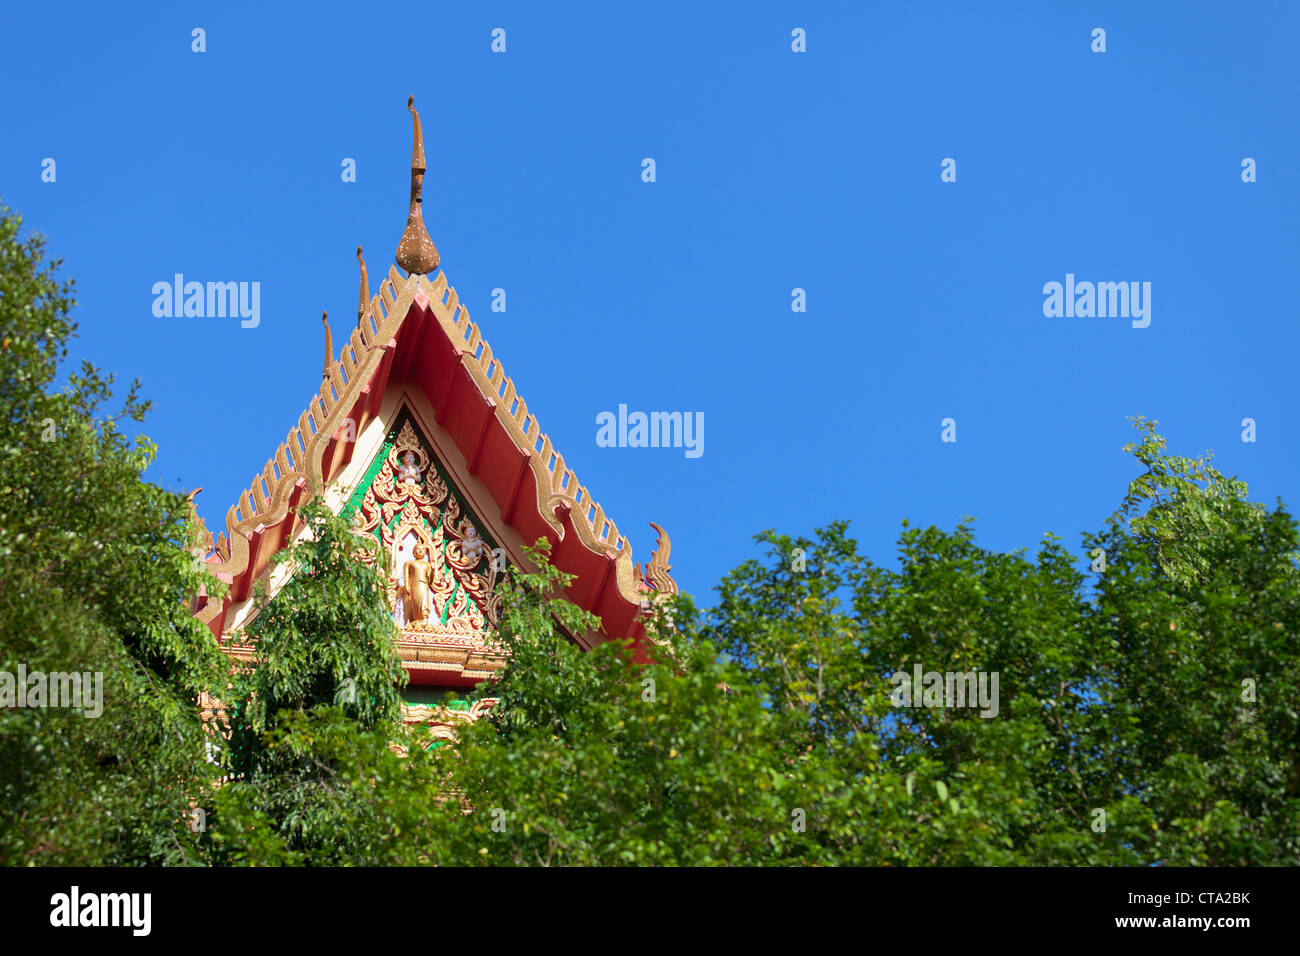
212;500;407;860
0;202;227;865
207;707;452;866
133;417;1300;866
3;199;1295;866
227;499;404;751
399;419;1299;866
1114;415;1271;587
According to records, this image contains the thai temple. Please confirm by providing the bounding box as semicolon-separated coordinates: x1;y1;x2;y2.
187;96;677;745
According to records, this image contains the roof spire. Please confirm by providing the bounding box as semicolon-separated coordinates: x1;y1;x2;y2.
321;311;332;379
395;95;440;275
356;245;369;324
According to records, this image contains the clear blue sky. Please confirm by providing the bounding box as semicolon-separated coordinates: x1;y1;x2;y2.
4;2;1297;605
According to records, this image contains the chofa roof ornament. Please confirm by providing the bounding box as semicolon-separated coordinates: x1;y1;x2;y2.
395;95;440;275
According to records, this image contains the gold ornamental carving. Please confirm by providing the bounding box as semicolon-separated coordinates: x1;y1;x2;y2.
352;419;502;643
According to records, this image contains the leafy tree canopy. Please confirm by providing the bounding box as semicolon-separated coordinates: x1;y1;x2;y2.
0;202;226;866
3;200;1294;866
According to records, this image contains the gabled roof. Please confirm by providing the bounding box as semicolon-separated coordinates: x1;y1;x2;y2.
190;95;676;661
191;261;676;655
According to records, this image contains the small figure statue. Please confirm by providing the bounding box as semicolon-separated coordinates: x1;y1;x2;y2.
461;525;485;564
404;542;434;622
398;450;422;486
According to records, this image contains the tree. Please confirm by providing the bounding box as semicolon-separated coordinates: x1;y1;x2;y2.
5;200;1293;866
406;420;1299;866
0;201;227;865
1089;418;1300;863
209;500;409;863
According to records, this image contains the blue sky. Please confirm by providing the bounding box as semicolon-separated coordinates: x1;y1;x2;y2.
3;2;1297;605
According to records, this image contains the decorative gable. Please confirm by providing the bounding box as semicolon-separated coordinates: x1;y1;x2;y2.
188;94;679;713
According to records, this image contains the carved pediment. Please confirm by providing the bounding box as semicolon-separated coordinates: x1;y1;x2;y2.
347;414;505;670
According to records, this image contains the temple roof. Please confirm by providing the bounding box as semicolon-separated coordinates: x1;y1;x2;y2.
190;99;675;656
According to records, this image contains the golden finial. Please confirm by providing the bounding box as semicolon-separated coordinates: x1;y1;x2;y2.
321;311;332;379
395;95;440;275
356;245;369;324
